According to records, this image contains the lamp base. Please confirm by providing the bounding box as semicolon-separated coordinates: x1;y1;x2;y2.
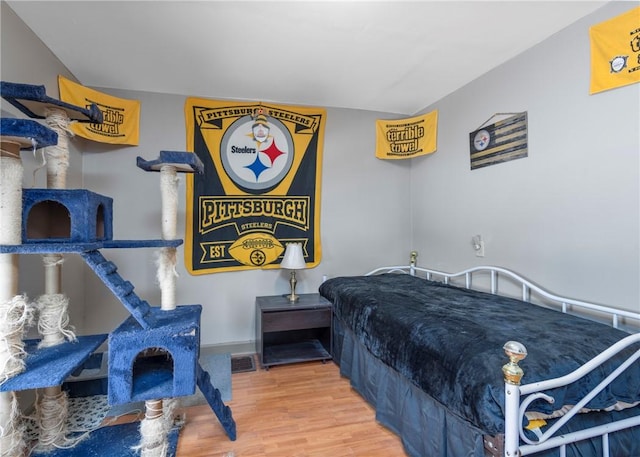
287;270;300;303
286;293;300;303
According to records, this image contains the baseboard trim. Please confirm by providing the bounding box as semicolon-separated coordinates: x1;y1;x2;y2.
200;341;255;356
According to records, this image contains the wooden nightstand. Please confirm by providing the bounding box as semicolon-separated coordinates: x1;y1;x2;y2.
255;293;332;370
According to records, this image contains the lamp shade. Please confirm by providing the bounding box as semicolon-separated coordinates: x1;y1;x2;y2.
280;243;306;270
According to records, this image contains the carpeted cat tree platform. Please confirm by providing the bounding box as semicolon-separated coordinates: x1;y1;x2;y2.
0;81;235;457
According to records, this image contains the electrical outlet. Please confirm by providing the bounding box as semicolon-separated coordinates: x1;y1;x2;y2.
472;235;485;257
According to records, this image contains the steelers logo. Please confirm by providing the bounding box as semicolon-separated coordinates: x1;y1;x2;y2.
609;56;627;74
220;115;294;193
473;129;490;152
249;250;266;266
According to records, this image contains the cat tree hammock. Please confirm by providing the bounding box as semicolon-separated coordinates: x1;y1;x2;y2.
0;82;235;457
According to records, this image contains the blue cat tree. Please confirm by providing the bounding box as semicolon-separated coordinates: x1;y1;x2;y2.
0;82;235;457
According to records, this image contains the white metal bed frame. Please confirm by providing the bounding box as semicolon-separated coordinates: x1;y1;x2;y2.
365;252;640;457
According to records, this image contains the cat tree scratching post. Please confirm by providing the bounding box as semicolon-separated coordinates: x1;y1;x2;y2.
0;114;59;457
139;151;205;312
0;141;28;457
33;107;78;451
159;164;179;311
141;162;179;456
136;151;204;457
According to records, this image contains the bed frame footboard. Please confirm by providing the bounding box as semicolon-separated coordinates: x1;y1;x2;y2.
503;333;640;457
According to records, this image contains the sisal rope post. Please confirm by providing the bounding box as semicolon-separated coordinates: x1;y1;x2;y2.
0;295;33;385
158;165;179;311
0;143;29;457
157;248;177;311
43;254;63;295
37;255;76;348
43;108;72;190
36;293;76;348
0;295;33;457
0;392;25;457
33;387;70;452
160;165;179;241
0;144;23;301
135;399;173;457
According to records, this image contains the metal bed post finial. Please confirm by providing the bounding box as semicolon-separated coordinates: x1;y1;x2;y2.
410;251;418;276
502;341;527;385
503;341;527;457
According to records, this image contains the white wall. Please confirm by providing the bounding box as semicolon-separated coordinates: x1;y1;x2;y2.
410;2;639;317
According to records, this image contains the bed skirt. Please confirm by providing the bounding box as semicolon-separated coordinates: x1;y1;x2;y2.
333;314;640;457
333;315;487;457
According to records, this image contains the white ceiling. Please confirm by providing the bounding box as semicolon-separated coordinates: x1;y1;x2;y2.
7;1;610;115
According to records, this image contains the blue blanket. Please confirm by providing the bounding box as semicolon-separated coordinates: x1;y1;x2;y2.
319;274;640;435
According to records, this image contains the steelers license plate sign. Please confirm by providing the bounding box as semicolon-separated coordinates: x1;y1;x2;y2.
184;99;325;274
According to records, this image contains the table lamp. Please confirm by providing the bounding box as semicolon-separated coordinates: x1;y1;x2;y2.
281;242;306;303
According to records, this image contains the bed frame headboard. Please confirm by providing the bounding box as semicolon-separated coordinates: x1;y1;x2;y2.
366;251;640;332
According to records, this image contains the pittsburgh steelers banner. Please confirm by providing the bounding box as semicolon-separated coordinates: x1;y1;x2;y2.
58;75;140;145
375;110;438;159
589;6;640;95
184;99;325;274
469;112;528;170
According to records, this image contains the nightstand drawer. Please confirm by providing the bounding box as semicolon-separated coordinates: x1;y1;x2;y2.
262;308;331;332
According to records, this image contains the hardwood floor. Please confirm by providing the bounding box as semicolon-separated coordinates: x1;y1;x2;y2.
174;360;408;457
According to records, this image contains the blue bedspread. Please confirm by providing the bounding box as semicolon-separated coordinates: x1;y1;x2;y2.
319;274;640;435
